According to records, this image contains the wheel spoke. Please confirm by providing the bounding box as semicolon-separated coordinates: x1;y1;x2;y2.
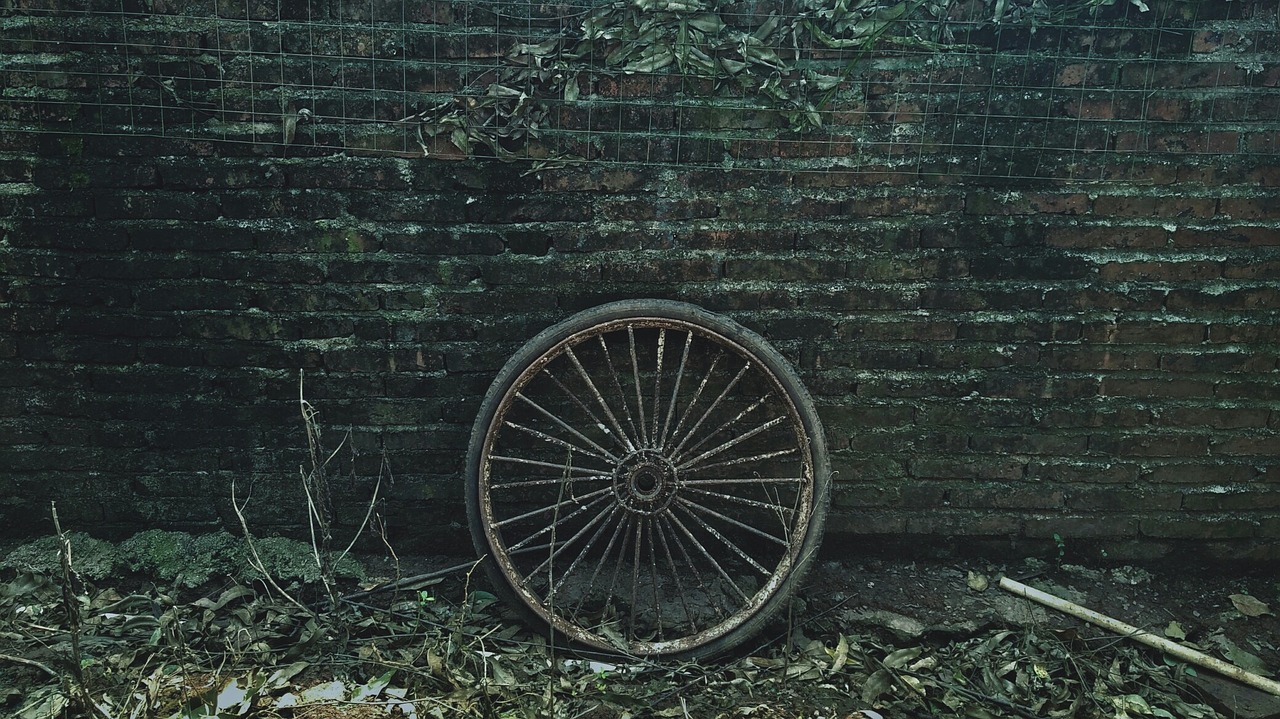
670;392;770;466
491;477;611;490
676;495;789;549
628;518;644;637
676;416;788;471
515;392;618;462
542;368;631;453
665;349;724;452
628;327;649;448
684;487;797;517
547;506;622;601
680;477;806;486
496;486;612;532
570;509;629;616
522;501;618;594
673;501;773;576
597;334;642;449
659;331;693;451
666;510;750;601
489;454;611;478
504;421;616;465
668;363;751;459
565;345;637;453
655;516;700;632
603;515;636;616
646;517;663;640
651;329;666;447
680;447;799;475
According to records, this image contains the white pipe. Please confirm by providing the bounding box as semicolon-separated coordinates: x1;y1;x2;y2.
999;576;1280;697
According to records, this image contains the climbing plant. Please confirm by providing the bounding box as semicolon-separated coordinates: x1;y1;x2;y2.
400;0;1165;161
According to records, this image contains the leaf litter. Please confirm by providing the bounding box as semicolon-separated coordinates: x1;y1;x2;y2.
1;546;1277;719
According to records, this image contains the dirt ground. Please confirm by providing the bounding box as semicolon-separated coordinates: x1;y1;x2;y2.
375;550;1280;717
4;544;1278;719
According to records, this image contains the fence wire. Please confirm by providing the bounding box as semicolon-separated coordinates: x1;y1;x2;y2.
1;1;1276;180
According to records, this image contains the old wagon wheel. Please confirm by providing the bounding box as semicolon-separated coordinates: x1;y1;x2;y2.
465;300;830;659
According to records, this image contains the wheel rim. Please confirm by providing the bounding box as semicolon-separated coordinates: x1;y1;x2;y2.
476;315;820;656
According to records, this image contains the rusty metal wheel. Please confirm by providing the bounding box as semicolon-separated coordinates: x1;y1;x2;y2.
465;300;829;659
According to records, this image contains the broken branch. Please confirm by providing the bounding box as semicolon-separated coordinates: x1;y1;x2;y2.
999;576;1280;697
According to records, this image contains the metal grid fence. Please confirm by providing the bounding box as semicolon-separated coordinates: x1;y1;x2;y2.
2;1;1276;180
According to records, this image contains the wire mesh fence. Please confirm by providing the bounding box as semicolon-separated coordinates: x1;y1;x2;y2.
1;1;1276;180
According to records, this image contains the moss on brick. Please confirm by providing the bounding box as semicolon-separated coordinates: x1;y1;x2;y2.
1;532;118;581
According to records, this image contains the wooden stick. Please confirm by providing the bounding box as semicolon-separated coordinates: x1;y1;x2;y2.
0;652;59;679
999;576;1280;697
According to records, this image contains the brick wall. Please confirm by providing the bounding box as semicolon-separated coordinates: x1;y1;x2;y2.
1;0;1277;562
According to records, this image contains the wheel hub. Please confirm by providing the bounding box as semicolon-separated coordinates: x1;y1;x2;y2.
613;450;678;514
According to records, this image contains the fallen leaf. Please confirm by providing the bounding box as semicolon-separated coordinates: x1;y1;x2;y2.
1228;593;1272;617
967;571;989;592
861;668;893;704
1164;621;1187;641
1210;636;1273;676
883;647;922;669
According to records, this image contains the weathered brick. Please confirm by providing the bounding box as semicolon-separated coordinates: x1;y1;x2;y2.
1172;226;1280;247
95;192;220;221
909;457;1025;481
1219;197;1280;220
1141;516;1257;540
1024;516;1138;539
1098;260;1221;282
1093;195;1216;219
1143;463;1258;484
1045;225;1168;248
1090;433;1210;458
1157;407;1271;430
1211;435;1280;457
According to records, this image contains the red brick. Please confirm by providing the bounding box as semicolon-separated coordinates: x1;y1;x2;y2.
1246;132;1278;154
1173;226;1280;247
951;485;1065;510
1168;287;1280;311
1120;62;1246;89
1145;98;1190;121
1091;433;1211;457
1055;63;1103;87
1161;351;1275;373
1042;349;1158;371
1212;436;1280;456
1094;194;1215;218
1082;321;1206;344
1100;378;1215;399
1067;486;1181;512
1191;30;1244;53
1143;464;1258;484
1039;407;1153;430
1208;323;1279;343
1226;259;1280;279
1220;197;1280;219
1024;516;1138;539
1184;490;1280;511
1140;516;1257;540
1045;225;1167;248
1160;407;1271;430
1027;462;1140;484
905;511;1022;536
1098;261;1221;282
909;457;1025;481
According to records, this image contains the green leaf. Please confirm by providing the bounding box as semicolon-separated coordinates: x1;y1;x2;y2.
884;647;923;669
861;668;894;704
